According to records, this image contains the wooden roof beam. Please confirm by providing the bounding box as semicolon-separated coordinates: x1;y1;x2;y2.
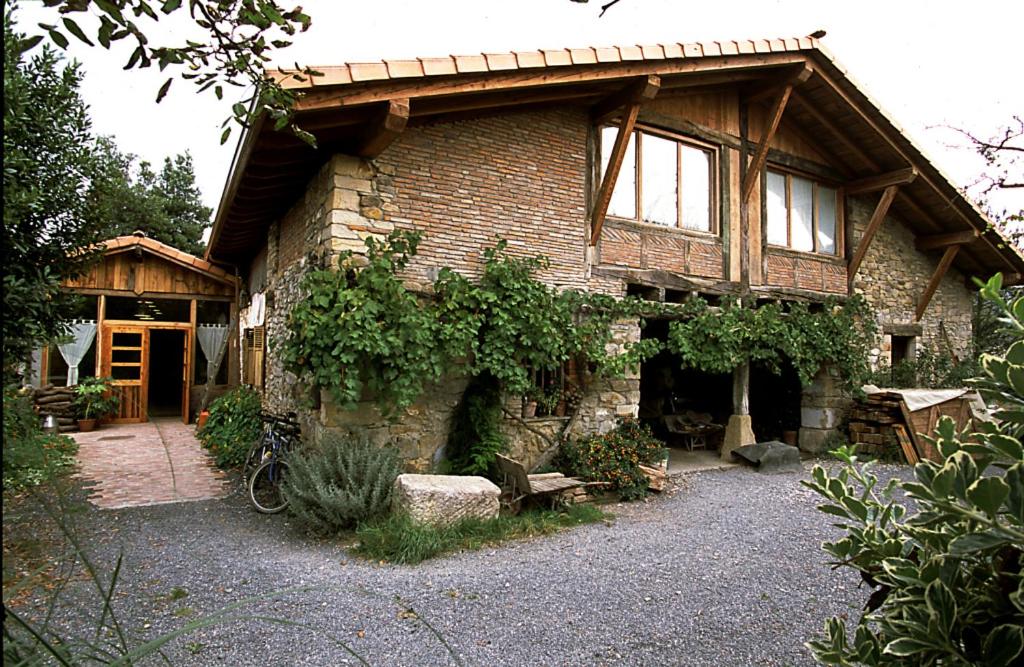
590;103;641;245
846;167;919;195
357;98;410;158
591;75;661;125
742;63;812;104
848;185;899;289
914;229;979;251
916;245;960;321
741;84;793;203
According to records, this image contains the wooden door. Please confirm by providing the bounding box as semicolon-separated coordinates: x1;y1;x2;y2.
102;326;148;423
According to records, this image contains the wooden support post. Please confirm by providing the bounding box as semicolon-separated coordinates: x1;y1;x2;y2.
356;98;409;158
591;75;660;125
590;103;640;245
733;361;750;416
96;295;105;377
914;229;979;251
845;167;918;195
847;185;899;289
741;84;793;203
915;245;960;321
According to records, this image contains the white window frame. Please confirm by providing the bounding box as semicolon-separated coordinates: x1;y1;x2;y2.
765;167;843;256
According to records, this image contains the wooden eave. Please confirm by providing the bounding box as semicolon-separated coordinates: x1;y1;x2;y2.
96;236;237;287
207;38;1024;282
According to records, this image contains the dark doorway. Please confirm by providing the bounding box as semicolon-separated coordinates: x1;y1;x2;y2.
148;329;185;418
749;361;802;443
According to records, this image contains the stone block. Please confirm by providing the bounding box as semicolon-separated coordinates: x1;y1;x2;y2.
330;154;373;178
330;188;361;211
733;441;802;473
330;209;365;227
393;474;500;527
801;407;842;429
799;427;837;454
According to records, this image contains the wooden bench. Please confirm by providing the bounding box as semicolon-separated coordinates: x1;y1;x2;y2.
494;454;586;511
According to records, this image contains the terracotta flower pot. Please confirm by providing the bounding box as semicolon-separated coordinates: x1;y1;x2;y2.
78;418;98;433
522;401;537;419
782;430;799;447
197;410;210;430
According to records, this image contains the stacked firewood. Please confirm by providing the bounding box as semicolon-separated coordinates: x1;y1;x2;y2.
847;393;903;460
33;385;78;433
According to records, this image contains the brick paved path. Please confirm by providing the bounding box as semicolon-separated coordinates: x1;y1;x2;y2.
72;419;228;509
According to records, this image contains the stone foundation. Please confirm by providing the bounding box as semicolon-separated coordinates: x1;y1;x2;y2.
799;365;852;453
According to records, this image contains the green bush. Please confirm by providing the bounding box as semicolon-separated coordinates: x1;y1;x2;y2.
282;433;401;533
197;386;262;468
559;419;666;500
72;376;119;420
867;345;979;389
3;387;78;490
803;274;1024;666
354;504;608;564
443;371;506;477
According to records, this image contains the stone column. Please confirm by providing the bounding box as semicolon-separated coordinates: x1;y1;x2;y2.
722;360;756;460
798;365;851;453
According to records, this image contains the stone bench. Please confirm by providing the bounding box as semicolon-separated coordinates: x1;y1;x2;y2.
393;474;501;527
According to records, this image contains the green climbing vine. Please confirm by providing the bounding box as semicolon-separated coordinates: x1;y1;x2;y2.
283;231;659;417
665;295;878;389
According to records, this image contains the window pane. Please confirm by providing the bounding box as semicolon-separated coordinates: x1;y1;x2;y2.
601;126;636;219
766;171;788;246
817;186;838;254
641;133;678;225
112;332;143;348
111;349;141;364
680;146;711;231
111;365;141;380
791;176;814;252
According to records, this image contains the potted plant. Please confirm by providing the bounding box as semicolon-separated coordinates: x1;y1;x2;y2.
73;377;120;432
522;394;538;419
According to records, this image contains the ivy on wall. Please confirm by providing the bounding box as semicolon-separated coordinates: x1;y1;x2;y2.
283;232;659;416
284;230;879;424
666;295;878;389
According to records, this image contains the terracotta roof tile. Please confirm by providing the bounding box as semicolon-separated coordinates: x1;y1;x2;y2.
784;37;800;50
700;42;720;57
619;45;644;61
662;43;684;59
640;44;665;59
514;51;546;68
542;49;572;66
312;67;353;86
385;60;424;78
719;41;739;56
737;40;756;55
753;39;772;53
798;36;814;49
349;62;388;82
484;53;517;71
420;57;457;76
453;54;487;73
569;48;598;65
769;38;787;52
594;46;621;63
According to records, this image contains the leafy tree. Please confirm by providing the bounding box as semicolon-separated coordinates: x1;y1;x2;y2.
803;273;1024;666
88;139;211;255
30;0;317;144
2;9;108;383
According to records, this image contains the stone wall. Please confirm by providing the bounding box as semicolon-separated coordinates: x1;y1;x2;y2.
848;194;974;365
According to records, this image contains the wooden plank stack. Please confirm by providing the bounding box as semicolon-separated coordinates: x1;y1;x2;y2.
33;385;78;433
847;392;908;462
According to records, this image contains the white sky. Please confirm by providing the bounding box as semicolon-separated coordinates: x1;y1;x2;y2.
15;0;1024;227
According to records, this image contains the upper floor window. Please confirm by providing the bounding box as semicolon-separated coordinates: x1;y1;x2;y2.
766;169;840;255
600;126;716;233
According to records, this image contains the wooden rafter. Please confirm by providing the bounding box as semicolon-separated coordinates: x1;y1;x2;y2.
916;245;961;320
592;75;661;125
741;84;793;203
742;63;812;104
914;229;979;251
847;185;899;288
590;104;641;245
846;167;918;195
357;98;410;158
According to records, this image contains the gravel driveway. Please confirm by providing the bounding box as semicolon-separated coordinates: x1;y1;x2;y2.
17;463;886;666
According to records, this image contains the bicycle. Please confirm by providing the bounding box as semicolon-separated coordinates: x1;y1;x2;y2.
246;411;300;514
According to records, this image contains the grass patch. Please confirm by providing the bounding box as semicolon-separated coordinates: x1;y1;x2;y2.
353;504;610;565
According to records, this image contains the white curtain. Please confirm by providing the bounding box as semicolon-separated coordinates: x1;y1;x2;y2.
57;320;96;386
196;324;230;385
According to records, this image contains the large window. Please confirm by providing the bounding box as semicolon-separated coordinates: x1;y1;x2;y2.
766;169;840;255
601;126;716;233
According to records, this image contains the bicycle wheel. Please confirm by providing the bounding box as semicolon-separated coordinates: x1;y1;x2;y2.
243;438;270;481
248;459;289;514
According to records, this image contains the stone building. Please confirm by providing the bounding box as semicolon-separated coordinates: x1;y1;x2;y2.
205;35;1022;469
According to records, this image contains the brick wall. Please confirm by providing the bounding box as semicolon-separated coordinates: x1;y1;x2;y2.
375;107;591;290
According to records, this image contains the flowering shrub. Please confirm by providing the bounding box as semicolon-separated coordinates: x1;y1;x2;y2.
559;419;666;500
197;386;262;468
